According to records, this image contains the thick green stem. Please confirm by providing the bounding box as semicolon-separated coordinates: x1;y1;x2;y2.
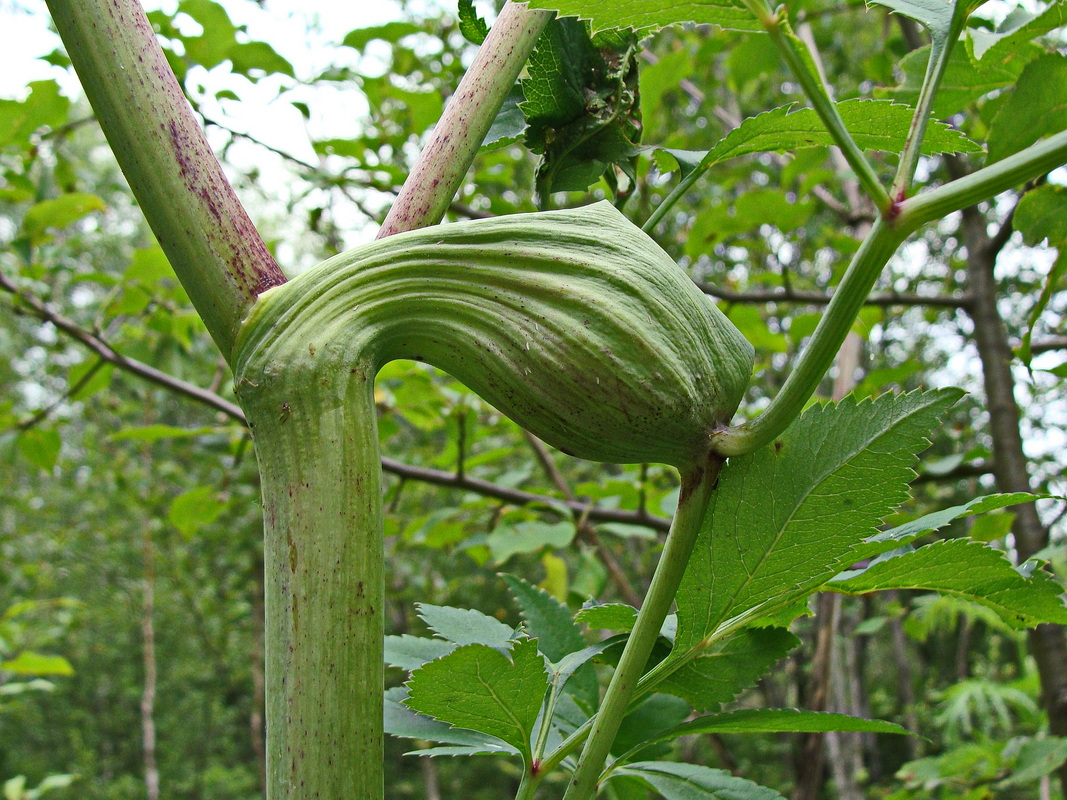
897;130;1067;235
711;218;904;456
238;364;384;799
46;0;285;359
377;2;553;237
563;458;721;800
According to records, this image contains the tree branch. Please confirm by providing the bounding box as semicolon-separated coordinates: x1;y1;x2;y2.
698;283;970;309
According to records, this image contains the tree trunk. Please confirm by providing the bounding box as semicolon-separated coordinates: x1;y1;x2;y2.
960;199;1067;795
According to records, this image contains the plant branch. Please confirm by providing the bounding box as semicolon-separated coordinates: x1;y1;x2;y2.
46;0;286;359
564;457;722;800
711;218;905;456
897;130;1067;235
698;283;969;309
377;2;553;237
759;4;891;212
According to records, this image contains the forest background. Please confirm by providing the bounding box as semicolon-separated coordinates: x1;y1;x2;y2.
2;0;1067;798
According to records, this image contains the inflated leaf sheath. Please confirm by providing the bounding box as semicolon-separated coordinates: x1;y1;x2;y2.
235;202;753;468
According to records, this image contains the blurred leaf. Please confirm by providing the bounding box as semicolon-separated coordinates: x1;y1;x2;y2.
1;651;73;676
17;429;61;472
342;21;422;51
487;520;575;564
851;493;1037;561
0;80;70;150
110;425;221;442
987;54;1067;164
998;737;1067;786
21;193;106;241
167;485;227;538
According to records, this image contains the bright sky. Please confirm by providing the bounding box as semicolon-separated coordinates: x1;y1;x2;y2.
0;0;453;159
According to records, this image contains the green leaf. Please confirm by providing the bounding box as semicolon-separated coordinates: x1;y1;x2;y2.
576;603;637;632
520;18;641;195
488;520;575;563
167;486;227;539
642;709;912;751
970;3;1067;62
17;428;61;472
341;21;423;50
1015;183;1067;247
868;0;963;38
528;0;762;33
1;651;74;676
832;539;1067;628
502;575;598;709
458;0;489;45
384;687;518;755
384;635;456;671
611;761;786;799
659;628;799;712
690;100;981;175
878;41;1039;118
416;603;516;648
482;87;527;149
987;54;1067;164
21;193;106;241
110;425;221;442
676;390;962;649
851;493;1038;562
0;80;71;150
67;360;113;401
405;638;549;761
999;737;1067;787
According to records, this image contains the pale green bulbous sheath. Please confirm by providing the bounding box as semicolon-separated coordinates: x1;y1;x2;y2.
234;202;753;469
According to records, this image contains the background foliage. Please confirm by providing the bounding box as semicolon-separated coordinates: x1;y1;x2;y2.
2;0;1066;798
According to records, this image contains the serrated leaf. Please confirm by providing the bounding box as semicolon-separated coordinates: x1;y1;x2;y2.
614;693;692;760
482;87;527;149
659;628;799;711
384;635;456;671
529;0;761;32
502;575;598;709
458;0;489;45
416;603;516;648
987;54;1067;164
1;651;74;676
691;100;980;176
520;18;641;195
642;709;912;752
612;761;786;799
851;493;1038;562
576;603;638;632
676;390;962;650
384;687;518;754
832;539;1067;628
405;639;549;761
